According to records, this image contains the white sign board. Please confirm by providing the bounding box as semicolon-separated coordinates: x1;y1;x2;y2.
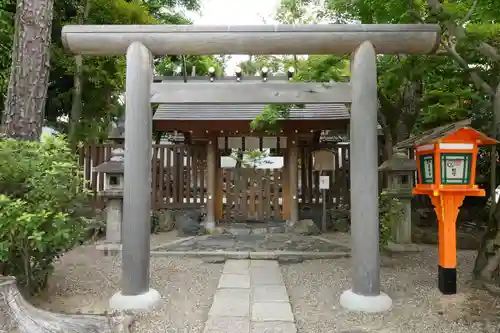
319;176;330;190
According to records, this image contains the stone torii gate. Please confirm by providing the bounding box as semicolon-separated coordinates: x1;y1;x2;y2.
61;24;441;313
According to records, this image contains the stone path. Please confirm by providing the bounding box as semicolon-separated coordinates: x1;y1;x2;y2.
204;259;296;333
157;234;350;253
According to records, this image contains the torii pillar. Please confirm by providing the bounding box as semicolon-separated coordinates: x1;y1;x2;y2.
339;41;392;312
108;42;161;310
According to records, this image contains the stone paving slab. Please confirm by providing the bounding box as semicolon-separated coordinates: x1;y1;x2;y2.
252;285;289;302
208;289;251;317
250;259;279;269
157;234;350;253
204;259;296;333
223;259;250;274
250;267;285;286
204;316;250;333
251;302;295;322
251;322;297;333
218;273;251;289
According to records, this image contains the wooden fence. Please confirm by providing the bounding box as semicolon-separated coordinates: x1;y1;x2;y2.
78;143;207;210
79;143;351;217
297;145;350;206
221;168;283;222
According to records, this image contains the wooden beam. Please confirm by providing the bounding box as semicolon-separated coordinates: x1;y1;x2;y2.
154;119;350;133
150;82;352;104
62;24;441;56
154;76;291;82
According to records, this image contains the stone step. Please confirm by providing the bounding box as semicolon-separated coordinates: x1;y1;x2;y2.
216;222;287;236
204;259;297;333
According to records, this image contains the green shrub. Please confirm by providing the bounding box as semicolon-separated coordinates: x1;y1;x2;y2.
0;136;91;294
379;191;404;248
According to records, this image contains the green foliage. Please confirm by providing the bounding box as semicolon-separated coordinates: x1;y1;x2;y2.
251;104;298;132
0;0;208;142
156;55;226;77
246;54;348;131
0;136;91;294
378;192;404;248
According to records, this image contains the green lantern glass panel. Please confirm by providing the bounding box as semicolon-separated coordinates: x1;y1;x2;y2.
440;153;472;185
419;154;434;184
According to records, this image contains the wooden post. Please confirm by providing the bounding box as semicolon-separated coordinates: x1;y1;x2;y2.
282;148;290;220
288;135;299;223
214;140;223;221
205;134;217;229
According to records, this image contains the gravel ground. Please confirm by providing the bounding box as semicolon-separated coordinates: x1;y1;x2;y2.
31;231;222;333
281;239;500;333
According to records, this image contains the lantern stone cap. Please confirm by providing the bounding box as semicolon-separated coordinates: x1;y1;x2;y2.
395;119;498;149
93;161;124;173
378;151;417;172
94;147;124;173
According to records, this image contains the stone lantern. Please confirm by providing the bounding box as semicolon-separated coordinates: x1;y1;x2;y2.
94;148;124;253
378;150;418;251
94;119;125;254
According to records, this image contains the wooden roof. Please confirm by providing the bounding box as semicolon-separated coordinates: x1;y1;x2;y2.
395;119;498;149
395;119;472;149
153;103;349;121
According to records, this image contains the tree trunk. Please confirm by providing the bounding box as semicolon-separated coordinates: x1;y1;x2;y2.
1;0;54;140
69;0;91;149
0;276;129;332
69;54;83;147
474;83;500;289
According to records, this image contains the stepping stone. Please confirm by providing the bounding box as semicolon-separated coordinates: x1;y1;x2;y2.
251;302;294;322
209;289;250;317
252;285;289;303
218;273;251;289
250;267;284;286
250;260;279;269
223;259;250;274
204;316;250;333
251;322;297;333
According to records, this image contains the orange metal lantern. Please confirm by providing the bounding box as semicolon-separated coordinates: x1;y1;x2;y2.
411;125;497;294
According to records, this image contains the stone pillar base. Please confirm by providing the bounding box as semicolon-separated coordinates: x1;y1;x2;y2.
339;289;392;313
386;242;420;253
204;221;216;231
109;288;162;311
96;242;122;256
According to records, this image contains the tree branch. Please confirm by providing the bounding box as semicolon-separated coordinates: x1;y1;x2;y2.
441;41;495;96
427;0;500;63
460;0;478;24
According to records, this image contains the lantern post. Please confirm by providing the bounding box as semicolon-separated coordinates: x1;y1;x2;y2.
412;127;497;294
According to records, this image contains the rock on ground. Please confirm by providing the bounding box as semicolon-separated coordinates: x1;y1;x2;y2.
281;244;500;333
31;238;222;333
286;219;321;236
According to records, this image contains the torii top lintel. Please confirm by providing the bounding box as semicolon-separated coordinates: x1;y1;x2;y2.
61;24;441;56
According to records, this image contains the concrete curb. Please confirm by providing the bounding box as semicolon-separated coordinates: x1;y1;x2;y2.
313;235;351;250
149;250;351;260
150;236;195;251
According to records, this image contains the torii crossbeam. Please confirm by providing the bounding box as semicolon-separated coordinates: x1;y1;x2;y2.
61;23;441;314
